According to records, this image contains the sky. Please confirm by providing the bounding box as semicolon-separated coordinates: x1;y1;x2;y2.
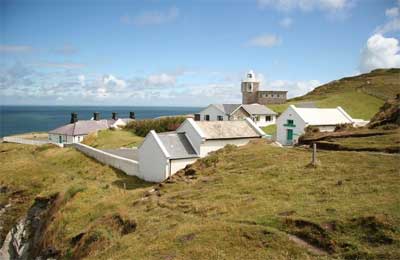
1;0;399;106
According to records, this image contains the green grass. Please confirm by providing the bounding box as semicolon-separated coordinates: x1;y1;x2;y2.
0;140;399;259
261;124;276;136
82;129;143;149
268;69;400;120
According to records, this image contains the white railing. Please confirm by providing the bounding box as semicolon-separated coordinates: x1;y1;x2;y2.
2;136;63;147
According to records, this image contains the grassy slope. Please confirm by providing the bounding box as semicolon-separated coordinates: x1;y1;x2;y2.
1;141;399;259
81;129;143;149
268;69;400;120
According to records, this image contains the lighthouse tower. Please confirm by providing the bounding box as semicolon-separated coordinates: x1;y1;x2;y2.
241;70;260;104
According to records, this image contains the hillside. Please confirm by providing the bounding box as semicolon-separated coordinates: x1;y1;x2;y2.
1;140;399;259
269;68;400;120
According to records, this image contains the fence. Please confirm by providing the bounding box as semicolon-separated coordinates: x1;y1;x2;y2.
2;136;63;147
73;143;140;177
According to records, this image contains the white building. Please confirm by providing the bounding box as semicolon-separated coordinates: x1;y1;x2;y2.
276;105;359;145
197;103;277;127
48;112;135;145
138;118;265;182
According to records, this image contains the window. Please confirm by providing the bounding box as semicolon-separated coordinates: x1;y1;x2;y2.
248;73;252;78
247;83;253;92
266;116;271;121
256;116;260;121
204;115;210;121
287;119;294;125
217;115;223;121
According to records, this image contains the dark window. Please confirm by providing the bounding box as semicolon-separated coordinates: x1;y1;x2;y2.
217;115;223;121
194;114;201;121
266;116;271;121
287;119;294;125
204;115;210;121
256;116;260;121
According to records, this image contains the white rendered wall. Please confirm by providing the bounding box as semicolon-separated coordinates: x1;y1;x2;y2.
176;120;203;154
276;106;306;145
169;158;198;175
199;138;257;157
138;133;169;182
199;105;229;121
74;143;140;177
253;115;276;127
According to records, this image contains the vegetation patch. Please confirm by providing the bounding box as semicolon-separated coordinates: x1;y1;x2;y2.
125;116;186;137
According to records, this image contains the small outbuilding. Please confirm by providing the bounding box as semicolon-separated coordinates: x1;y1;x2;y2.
138;118;265;182
276;105;357;145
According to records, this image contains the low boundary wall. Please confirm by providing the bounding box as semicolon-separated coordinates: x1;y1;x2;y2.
3;136;63;147
73;143;140;177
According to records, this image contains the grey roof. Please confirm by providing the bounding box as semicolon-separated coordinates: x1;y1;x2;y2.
48;120;110;136
213;104;241;115
158;132;199;159
241;104;277;115
195;120;261;139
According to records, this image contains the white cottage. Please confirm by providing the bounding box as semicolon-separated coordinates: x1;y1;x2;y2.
276;105;356;145
138;118;265;182
197;103;277;127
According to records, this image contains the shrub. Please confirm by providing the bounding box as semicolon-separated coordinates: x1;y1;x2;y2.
334;123;355;132
125;117;187;137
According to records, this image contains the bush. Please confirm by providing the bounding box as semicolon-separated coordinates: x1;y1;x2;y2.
125;117;187;137
334;123;354;132
305;126;320;134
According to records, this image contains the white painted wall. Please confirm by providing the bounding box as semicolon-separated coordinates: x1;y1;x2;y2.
169;158;198;175
199;138;258;157
138;132;169;182
74;143;140;177
252;114;276;127
199;105;229;121
276;106;306;145
176;120;204;155
48;133;85;144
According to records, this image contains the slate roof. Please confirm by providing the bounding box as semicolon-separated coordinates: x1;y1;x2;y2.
195;120;262;139
157;132;199;159
213;104;241;115
241;104;277;115
48;120;110;136
292;106;354;126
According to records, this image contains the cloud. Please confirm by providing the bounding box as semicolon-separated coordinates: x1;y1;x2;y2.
257;0;351;12
386;7;399;18
247;34;281;47
33;62;86;69
280;17;293;28
0;45;33;53
359;34;400;73
264;79;321;98
121;7;179;26
145;73;176;86
53;44;78;55
102;74;126;89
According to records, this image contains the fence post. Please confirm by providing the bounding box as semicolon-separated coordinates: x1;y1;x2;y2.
312;143;317;166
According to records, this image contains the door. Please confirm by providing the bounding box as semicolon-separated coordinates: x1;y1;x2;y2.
286;129;293;142
59;135;62;143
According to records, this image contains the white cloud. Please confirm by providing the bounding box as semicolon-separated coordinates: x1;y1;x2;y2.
121;7;179;26
257;0;350;12
0;45;33;53
264;79;321;98
280;17;293;28
247;34;281;47
386;7;399;18
145;73;176;86
78;75;85;86
359;34;400;73
103;74;126;89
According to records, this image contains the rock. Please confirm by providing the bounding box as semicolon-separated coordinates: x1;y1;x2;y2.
184;168;196;176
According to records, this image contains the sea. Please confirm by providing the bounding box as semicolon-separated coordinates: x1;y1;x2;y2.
0;106;203;137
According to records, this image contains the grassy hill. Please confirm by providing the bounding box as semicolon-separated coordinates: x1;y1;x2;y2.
269;68;400;120
1;140;399;259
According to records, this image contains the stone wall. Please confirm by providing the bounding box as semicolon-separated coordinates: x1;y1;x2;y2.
2;137;63;147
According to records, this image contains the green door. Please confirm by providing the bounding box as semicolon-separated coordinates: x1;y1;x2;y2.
59;136;62;143
287;129;293;141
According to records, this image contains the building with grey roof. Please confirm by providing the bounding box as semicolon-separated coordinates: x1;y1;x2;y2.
197;103;277;127
138;118;266;182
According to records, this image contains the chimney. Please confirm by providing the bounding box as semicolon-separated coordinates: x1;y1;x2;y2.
129;112;135;119
112;112;118;120
93;112;100;121
70;112;78;123
194;114;201;121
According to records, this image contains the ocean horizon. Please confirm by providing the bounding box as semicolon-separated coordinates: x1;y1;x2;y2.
0;105;203;137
